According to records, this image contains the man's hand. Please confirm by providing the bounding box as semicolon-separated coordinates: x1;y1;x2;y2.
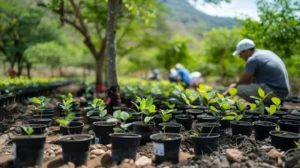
222;83;237;96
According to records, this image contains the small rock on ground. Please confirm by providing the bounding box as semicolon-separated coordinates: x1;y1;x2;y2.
226;149;242;162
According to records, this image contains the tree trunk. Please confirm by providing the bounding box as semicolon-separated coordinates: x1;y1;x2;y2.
95;53;105;92
26;62;32;79
16;53;23;76
105;0;121;113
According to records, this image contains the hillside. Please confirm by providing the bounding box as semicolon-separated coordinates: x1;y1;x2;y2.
160;0;238;37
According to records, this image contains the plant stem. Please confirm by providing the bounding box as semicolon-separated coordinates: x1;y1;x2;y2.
207;118;220;137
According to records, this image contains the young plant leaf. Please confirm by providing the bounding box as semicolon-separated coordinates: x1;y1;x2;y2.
271;97;281;106
210;106;219;112
144;116;154;124
113;127;124;132
235;114;243;121
99;110;107;118
149;105;156;113
226;112;237;116
32;97;42;104
250;103;257;110
229;88;237;96
21;126;34;135
294;141;299;147
269;105;277;116
275;125;280;131
217;93;224;99
121;123;132;130
106;118;118;123
209;98;217;103
221;116;234;120
56;118;68;126
258;88;265;98
192;132;199;137
87;110;95;117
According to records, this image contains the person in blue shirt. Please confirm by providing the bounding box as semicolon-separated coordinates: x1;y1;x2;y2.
175;63;190;88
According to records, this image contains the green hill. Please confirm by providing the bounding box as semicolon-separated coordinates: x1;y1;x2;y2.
160;0;238;37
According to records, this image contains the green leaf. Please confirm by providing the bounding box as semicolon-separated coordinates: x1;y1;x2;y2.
121;112;130;120
221;116;234;120
121;123;132;130
294;141;299;147
140;99;146;110
66;99;74;105
56;118;68;126
209;98;217;103
87;110;95;117
149;105;156;113
162;114;171;122
250;103;257;110
32;97;42;104
220;101;231;111
269;105;277;115
113;110;122;120
210;106;219;112
93;98;99;104
229;88;237;96
168;104;175;109
271;97;281;106
192;132;199;137
146;97;153;107
235;114;243;121
99;110;107;118
144;116;154;124
275;125;280;131
106;118;118;123
226;112;237;116
68;92;73;98
21;126;34;135
250;96;261;100
258;88;265;98
217;93;224;99
113;127;124;132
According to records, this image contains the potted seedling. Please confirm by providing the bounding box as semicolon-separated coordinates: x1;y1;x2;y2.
235;100;252;122
132;96;157;143
270;130;300;151
85;98;107;129
270;97;288;118
250;88;273;115
106;110;141;164
244;103;261;121
20;124;47;135
260;104;279;123
191;124;220;156
230;115;253;136
57;100;84;135
153;109;173;128
27;96;52;127
12;125;47;167
158;109;182;133
150;110;182;164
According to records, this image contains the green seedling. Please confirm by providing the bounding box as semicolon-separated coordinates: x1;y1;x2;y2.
55;112;75;127
249;103;257;111
21;126;34;135
106;110;132;133
28;96;51;118
131;96;157;125
60;99;75;115
265;104;277;116
294;141;299;147
250;88;273;115
271;97;282;110
236;100;247;114
160;109;173;136
275;125;280;131
85;99;107;118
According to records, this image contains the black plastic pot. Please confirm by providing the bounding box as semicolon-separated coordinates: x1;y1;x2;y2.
231;121;253;136
28;118;52;127
59;134;93;166
291;112;300;117
92;121;117;144
253;121;276;141
126;116;141;131
12;134;46;167
186;109;204;119
197;115;218;123
279;120;300;133
33;114;53;119
133;121;155;143
220;119;231;129
153;115;164;127
110;133;141;164
60;121;84;135
150;133;181;164
259;115;279;124
175;114;194;130
158;122;182;133
245;110;261;116
20;124;47;135
196;122;220;133
88;116;107;130
251;115;259;122
171;110;183;119
270;131;300;151
282;115;300;122
240;115;252;122
191;133;220;156
273;111;288;119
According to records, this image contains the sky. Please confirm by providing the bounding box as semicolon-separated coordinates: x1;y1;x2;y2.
187;0;260;21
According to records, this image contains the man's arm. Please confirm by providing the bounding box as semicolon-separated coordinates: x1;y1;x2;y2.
236;72;254;87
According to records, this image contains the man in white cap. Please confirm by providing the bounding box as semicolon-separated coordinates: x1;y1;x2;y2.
223;38;290;104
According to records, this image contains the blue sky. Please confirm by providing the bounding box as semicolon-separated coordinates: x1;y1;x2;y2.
187;0;259;20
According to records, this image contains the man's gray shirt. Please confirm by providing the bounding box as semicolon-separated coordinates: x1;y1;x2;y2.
245;49;290;97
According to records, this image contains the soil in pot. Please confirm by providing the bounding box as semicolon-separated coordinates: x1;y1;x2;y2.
20;124;47;135
259;115;279;124
28;118;52;127
158;122;182;133
150;133;181;164
230;121;253;136
197;115;218;123
133;121;155;144
270;131;300;151
191;133;220;156
59;134;93;166
175;114;194;130
253;121;277;141
196;122;220;133
60;121;84;135
92;121;117;145
186;109;204;119
110;133;141;164
279;120;300;133
12;134;46;167
282;115;300;122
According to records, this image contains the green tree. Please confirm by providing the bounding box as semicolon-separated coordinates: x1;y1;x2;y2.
201;27;244;78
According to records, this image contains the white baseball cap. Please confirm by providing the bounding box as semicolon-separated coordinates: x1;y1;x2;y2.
232;38;255;56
